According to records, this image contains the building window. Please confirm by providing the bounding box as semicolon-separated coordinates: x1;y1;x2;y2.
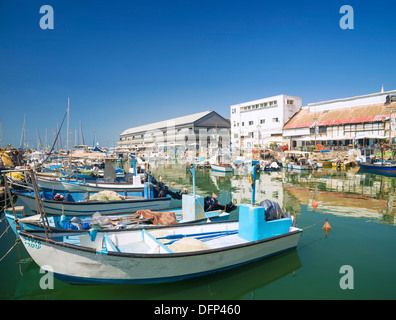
272;117;279;123
260;119;265;124
249;121;254;125
287;99;294;105
319;126;327;134
242;122;244;126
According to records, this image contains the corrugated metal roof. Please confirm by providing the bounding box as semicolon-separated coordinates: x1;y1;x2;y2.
120;111;214;136
284;102;396;129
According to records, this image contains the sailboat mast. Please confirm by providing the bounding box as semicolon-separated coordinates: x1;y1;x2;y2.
20;113;26;149
36;128;39;150
45;128;48;152
93;128;97;147
67;97;70;150
0;119;3;148
24;114;27;149
80;120;85;145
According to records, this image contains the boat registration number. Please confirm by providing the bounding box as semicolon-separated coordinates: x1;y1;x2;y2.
24;238;42;250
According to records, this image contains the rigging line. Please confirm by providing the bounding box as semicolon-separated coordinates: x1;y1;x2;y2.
43;109;68;164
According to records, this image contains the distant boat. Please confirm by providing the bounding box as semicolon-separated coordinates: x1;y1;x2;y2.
286;163;309;171
260;161;281;171
36;174;146;193
211;163;233;172
358;162;396;176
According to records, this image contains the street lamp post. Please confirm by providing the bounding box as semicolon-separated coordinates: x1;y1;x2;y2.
384;95;396;159
387;106;396;147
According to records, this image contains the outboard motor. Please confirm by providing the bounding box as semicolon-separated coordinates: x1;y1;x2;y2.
204;196;237;213
259;199;291;221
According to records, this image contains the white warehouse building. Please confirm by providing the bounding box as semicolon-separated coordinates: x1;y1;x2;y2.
230;94;302;150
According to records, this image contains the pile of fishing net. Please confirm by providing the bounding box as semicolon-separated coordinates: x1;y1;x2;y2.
168;238;211;253
150;230;211;253
133;210;177;225
89;191;124;201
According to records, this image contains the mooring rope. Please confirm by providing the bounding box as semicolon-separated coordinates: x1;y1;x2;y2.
0;239;21;263
0;219;15;238
300;218;327;230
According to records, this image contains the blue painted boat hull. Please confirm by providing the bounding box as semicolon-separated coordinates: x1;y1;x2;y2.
358;162;396;176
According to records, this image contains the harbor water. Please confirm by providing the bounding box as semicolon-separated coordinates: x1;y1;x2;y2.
1;162;396;299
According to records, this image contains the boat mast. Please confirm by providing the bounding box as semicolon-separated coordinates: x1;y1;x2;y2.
19;113;26;149
67;97;70;151
36;128;41;150
93;128;97;147
0;119;3;148
45;128;48;152
80;120;85;145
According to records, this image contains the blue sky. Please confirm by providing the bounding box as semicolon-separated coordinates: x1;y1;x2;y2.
1;0;396;148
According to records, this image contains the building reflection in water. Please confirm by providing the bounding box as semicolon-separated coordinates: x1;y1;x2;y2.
149;161;396;226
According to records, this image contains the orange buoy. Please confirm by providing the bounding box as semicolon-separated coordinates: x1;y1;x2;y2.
291;170;294;174
312;169;315;174
312;199;318;210
322;218;332;231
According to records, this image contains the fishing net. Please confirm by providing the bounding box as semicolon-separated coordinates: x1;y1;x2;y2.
89;191;124;201
168;237;211;253
134;210;177;225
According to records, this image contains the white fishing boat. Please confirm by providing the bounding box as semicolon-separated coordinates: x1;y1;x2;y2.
36;174;146;193
210;163;233;172
210;153;233;172
13;189;174;216
5;193;234;232
286;163;309;171
19;203;302;284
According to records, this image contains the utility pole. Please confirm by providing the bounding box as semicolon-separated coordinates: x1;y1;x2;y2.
384;95;396;159
386;105;396;148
